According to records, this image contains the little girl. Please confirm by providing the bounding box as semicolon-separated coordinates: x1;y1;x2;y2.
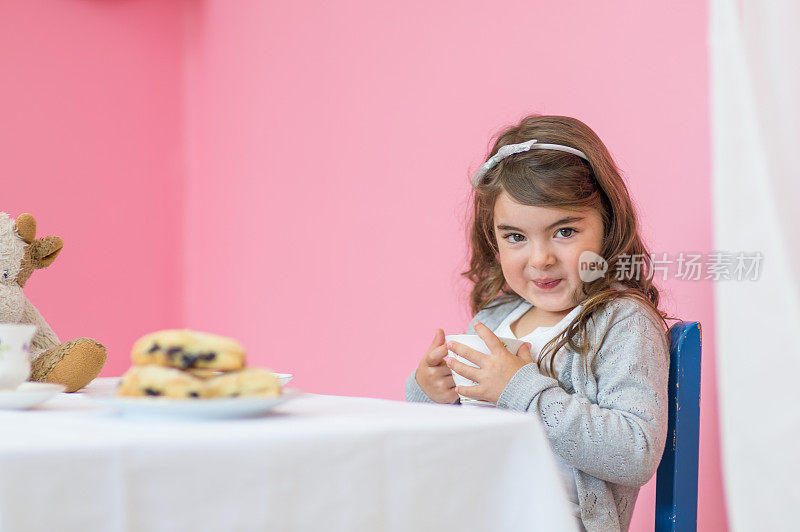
405;114;673;532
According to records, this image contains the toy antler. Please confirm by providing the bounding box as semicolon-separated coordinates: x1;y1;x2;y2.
15;213;36;244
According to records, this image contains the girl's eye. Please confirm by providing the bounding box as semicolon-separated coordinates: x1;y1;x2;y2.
503;228;577;243
503;233;526;244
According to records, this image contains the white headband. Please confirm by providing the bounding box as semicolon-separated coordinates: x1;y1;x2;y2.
471;138;589;187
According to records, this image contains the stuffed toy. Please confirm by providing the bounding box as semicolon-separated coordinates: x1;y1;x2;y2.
0;212;106;392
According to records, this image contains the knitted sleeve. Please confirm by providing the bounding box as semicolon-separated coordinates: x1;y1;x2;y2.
496;299;670;487
404;369;435;403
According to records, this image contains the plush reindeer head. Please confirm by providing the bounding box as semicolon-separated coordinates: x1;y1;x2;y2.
0;213;64;288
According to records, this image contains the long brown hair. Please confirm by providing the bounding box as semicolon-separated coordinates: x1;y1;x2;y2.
461;114;676;377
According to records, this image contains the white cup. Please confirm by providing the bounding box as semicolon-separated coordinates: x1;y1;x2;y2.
0;323;37;390
445;333;525;406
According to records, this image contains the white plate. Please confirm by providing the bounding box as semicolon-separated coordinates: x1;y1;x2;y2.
78;377;124;397
0;382;66;410
81;373;295;397
93;388;304;419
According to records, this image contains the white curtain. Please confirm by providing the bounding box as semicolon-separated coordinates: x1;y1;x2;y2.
710;0;800;529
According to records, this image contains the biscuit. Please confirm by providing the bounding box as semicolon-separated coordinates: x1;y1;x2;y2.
186;368;227;380
116;365;204;399
131;329;246;371
201;367;282;398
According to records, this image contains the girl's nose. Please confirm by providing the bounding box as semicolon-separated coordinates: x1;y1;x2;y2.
528;243;556;270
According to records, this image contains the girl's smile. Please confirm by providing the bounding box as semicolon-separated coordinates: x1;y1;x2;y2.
532;278;561;289
493;190;605;321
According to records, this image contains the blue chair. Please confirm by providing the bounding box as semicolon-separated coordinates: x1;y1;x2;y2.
655;321;702;532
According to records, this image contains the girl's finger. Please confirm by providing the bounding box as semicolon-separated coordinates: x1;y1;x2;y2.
518;342;534;363
429;328;445;349
432;365;455;378
455;384;482;401
473;321;506;355
424;344;449;366
446;357;480;382
445;341;486;366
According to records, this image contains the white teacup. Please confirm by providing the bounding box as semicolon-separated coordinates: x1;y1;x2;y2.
445;333;525;406
0;323;37;390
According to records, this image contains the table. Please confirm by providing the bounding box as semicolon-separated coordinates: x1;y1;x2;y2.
0;379;576;532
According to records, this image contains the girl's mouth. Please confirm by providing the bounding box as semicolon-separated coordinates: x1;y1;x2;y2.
532;279;561;290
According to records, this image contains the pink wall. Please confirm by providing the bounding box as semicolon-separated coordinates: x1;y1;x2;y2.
1;1;727;530
182;1;726;530
0;1;184;377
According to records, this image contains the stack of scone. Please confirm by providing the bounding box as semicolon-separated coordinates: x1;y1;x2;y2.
116;330;282;399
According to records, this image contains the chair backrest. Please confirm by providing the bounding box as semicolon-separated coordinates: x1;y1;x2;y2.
655;321;702;532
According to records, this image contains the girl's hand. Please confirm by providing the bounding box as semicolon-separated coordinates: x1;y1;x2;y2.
415;328;459;404
445;321;534;405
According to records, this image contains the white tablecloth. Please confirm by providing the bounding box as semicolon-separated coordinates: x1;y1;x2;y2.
0;379;576;532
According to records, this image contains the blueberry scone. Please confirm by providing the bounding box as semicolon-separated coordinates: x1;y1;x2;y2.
116;365;204;398
131;329;246;371
186;368;227;380
201;367;282;398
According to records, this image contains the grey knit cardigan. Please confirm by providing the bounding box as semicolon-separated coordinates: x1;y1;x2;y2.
405;295;670;532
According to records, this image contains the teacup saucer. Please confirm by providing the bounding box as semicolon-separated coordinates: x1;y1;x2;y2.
0;382;66;410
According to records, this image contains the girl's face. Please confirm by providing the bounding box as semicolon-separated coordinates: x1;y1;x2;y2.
493;190;605;316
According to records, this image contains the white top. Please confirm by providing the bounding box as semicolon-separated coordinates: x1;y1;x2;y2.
493;300;585;527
